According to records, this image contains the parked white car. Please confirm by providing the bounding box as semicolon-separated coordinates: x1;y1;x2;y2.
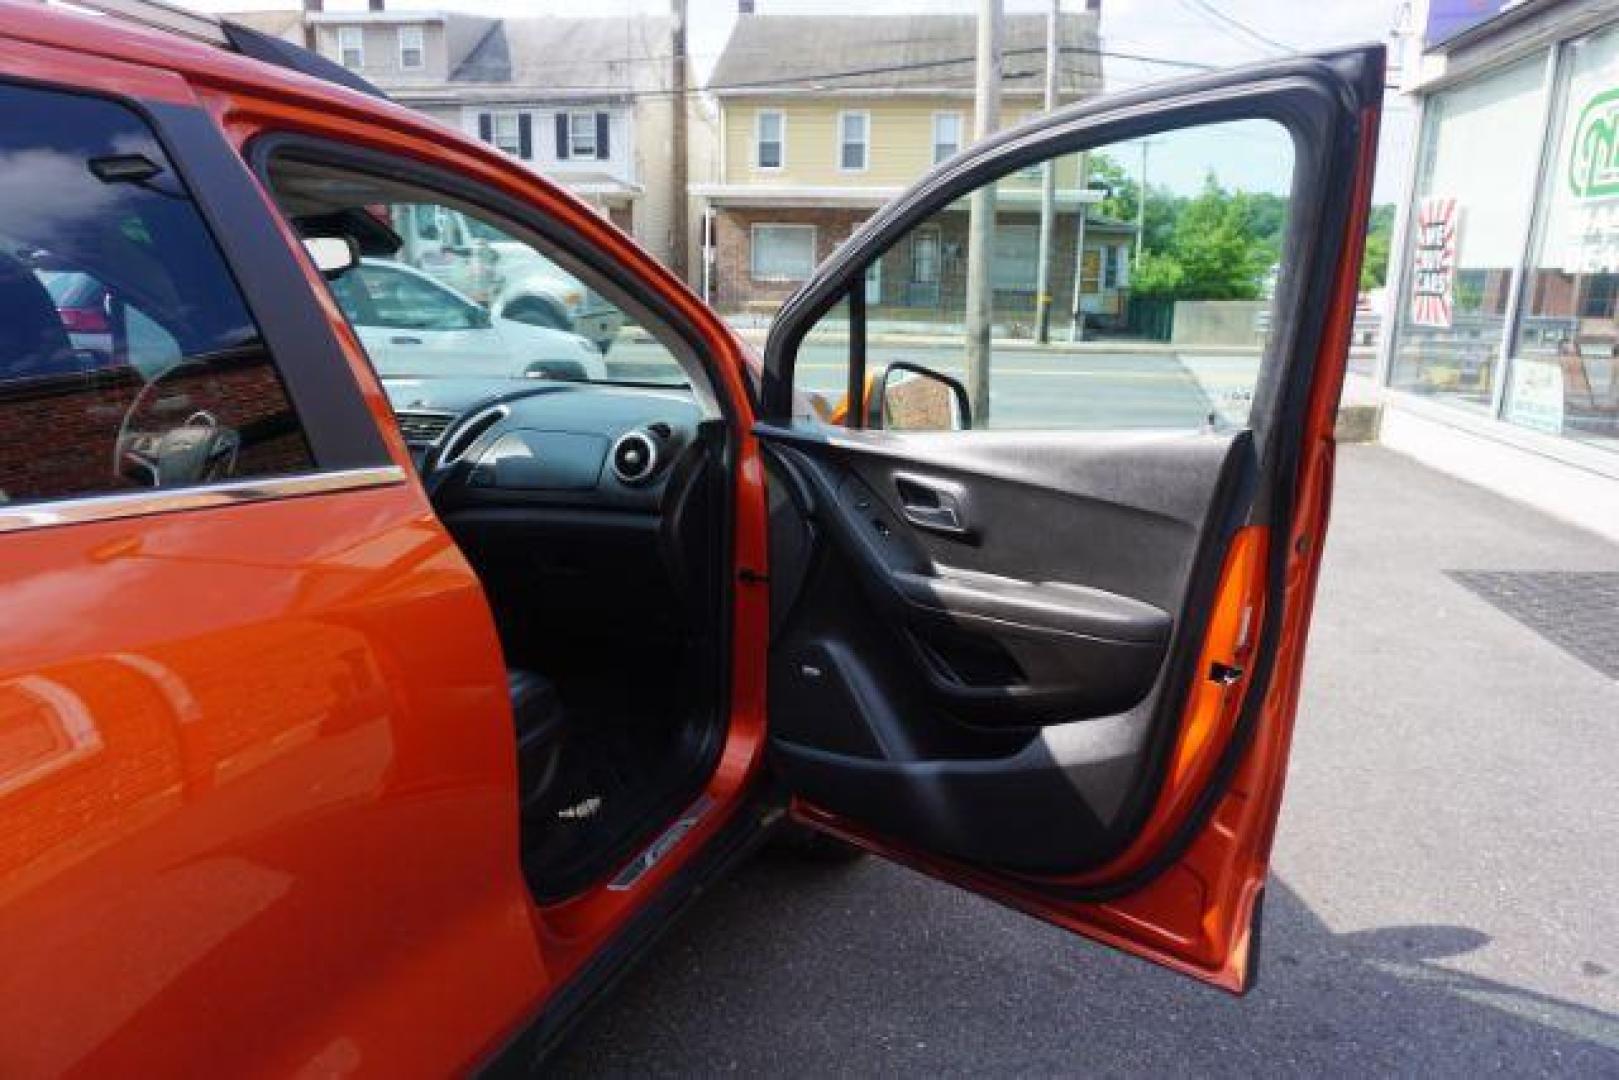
329;259;606;381
391;206;625;353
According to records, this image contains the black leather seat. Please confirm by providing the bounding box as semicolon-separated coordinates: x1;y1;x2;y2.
508;669;564;810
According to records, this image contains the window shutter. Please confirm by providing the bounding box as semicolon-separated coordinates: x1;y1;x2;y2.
478;112;492;143
518;113;533;160
596;112;610;160
555;113;569;160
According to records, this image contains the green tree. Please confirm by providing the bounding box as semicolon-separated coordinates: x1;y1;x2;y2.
1359;203;1396;291
1129;174;1271;301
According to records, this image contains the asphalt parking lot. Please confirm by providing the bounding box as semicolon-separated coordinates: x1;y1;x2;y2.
551;446;1619;1076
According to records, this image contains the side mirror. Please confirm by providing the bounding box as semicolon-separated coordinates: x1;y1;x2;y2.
302;235;358;278
868;361;972;431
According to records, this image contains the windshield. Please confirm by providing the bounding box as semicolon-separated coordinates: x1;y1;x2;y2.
266;157;692;390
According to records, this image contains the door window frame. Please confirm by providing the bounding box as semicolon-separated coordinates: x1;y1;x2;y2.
757;71;1353;452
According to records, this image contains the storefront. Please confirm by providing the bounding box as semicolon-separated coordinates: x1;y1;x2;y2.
1379;0;1619;540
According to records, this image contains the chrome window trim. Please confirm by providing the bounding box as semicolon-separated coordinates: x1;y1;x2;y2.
0;466;408;535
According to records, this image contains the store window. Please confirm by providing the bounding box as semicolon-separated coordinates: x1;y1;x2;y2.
1507;25;1619;452
1389;54;1548;411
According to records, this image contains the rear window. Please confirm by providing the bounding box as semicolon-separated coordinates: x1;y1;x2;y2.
0;83;315;505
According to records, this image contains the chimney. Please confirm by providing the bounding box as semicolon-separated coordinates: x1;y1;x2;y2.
302;0;322;11
1085;0;1100;10
369;0;385;10
738;0;753;12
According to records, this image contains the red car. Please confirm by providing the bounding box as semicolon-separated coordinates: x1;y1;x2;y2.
0;4;1381;1074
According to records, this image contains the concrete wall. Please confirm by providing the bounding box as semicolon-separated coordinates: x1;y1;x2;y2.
1171;300;1266;347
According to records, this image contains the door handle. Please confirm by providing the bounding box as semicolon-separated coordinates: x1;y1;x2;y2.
390;336;423;345
894;474;971;537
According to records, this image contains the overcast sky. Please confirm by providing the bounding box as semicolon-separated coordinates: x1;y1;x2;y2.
193;0;1415;201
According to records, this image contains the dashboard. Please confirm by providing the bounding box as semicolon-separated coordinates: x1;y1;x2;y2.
384;377;706;513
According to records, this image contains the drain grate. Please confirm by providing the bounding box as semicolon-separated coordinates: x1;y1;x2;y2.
1446;571;1619;681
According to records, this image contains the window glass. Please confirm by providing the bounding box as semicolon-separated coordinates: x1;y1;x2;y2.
933;113;962;165
840;112;869;171
491;112;522;157
1507;27;1619;452
338;26;363;69
569;112;598;159
757;111;783;169
399;26;424;69
791;118;1295;431
751;224;817;281
1388;55;1547;411
265;157;691;430
0;84;313;505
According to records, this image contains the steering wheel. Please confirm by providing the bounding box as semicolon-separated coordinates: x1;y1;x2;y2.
114;360;243;487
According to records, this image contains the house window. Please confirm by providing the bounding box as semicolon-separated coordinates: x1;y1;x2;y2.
933;112;962;165
839;111;869;172
399;25;424;70
556;112;609;161
756;110;784;170
569;112;598;158
490;112;522;156
751;224;816;281
337;26;363;70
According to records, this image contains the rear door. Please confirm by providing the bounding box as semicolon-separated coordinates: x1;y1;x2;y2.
757;47;1382;991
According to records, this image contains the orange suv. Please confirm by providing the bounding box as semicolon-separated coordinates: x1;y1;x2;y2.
0;5;1382;1074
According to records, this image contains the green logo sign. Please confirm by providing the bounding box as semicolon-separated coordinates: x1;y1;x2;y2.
1570;88;1619;198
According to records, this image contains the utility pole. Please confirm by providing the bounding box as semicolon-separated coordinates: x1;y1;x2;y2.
1135;138;1150;265
670;0;690;281
964;0;1002;425
1033;0;1060;344
1067;151;1089;343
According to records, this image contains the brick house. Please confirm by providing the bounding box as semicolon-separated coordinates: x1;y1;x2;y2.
691;8;1129;329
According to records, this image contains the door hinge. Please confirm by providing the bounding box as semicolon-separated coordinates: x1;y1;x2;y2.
1209;661;1245;686
738;567;769;585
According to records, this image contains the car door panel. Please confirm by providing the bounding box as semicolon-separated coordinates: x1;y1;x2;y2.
759;47;1383;990
764;427;1255;871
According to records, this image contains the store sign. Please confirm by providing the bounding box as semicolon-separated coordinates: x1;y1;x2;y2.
1569;88;1619;199
1424;0;1527;48
1505;358;1565;435
1410;196;1459;328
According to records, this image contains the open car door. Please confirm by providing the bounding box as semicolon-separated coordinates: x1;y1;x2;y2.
755;46;1383;992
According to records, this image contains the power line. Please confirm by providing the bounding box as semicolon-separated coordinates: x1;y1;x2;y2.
1174;0;1294;55
437;44;1216;100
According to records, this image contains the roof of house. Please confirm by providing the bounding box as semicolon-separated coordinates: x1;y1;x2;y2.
708;12;1101;97
218;9;303;40
452;15;675;93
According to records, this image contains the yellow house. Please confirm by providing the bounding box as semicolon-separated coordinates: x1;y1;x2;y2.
692;8;1130;327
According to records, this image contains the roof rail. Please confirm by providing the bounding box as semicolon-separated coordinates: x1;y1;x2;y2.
53;0;229;46
46;0;388;98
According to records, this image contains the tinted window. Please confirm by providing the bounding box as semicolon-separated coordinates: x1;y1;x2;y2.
0;84;313;504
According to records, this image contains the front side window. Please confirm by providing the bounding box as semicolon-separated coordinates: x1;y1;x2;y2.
0;83;313;505
1507;26;1619;451
399;25;424;70
840;111;870;172
337;26;363;70
751;224;816;281
1388;55;1548;412
789;118;1295;431
757;111;784;170
933;112;962;165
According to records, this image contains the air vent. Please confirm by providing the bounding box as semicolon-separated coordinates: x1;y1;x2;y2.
610;430;660;485
396;410;453;445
